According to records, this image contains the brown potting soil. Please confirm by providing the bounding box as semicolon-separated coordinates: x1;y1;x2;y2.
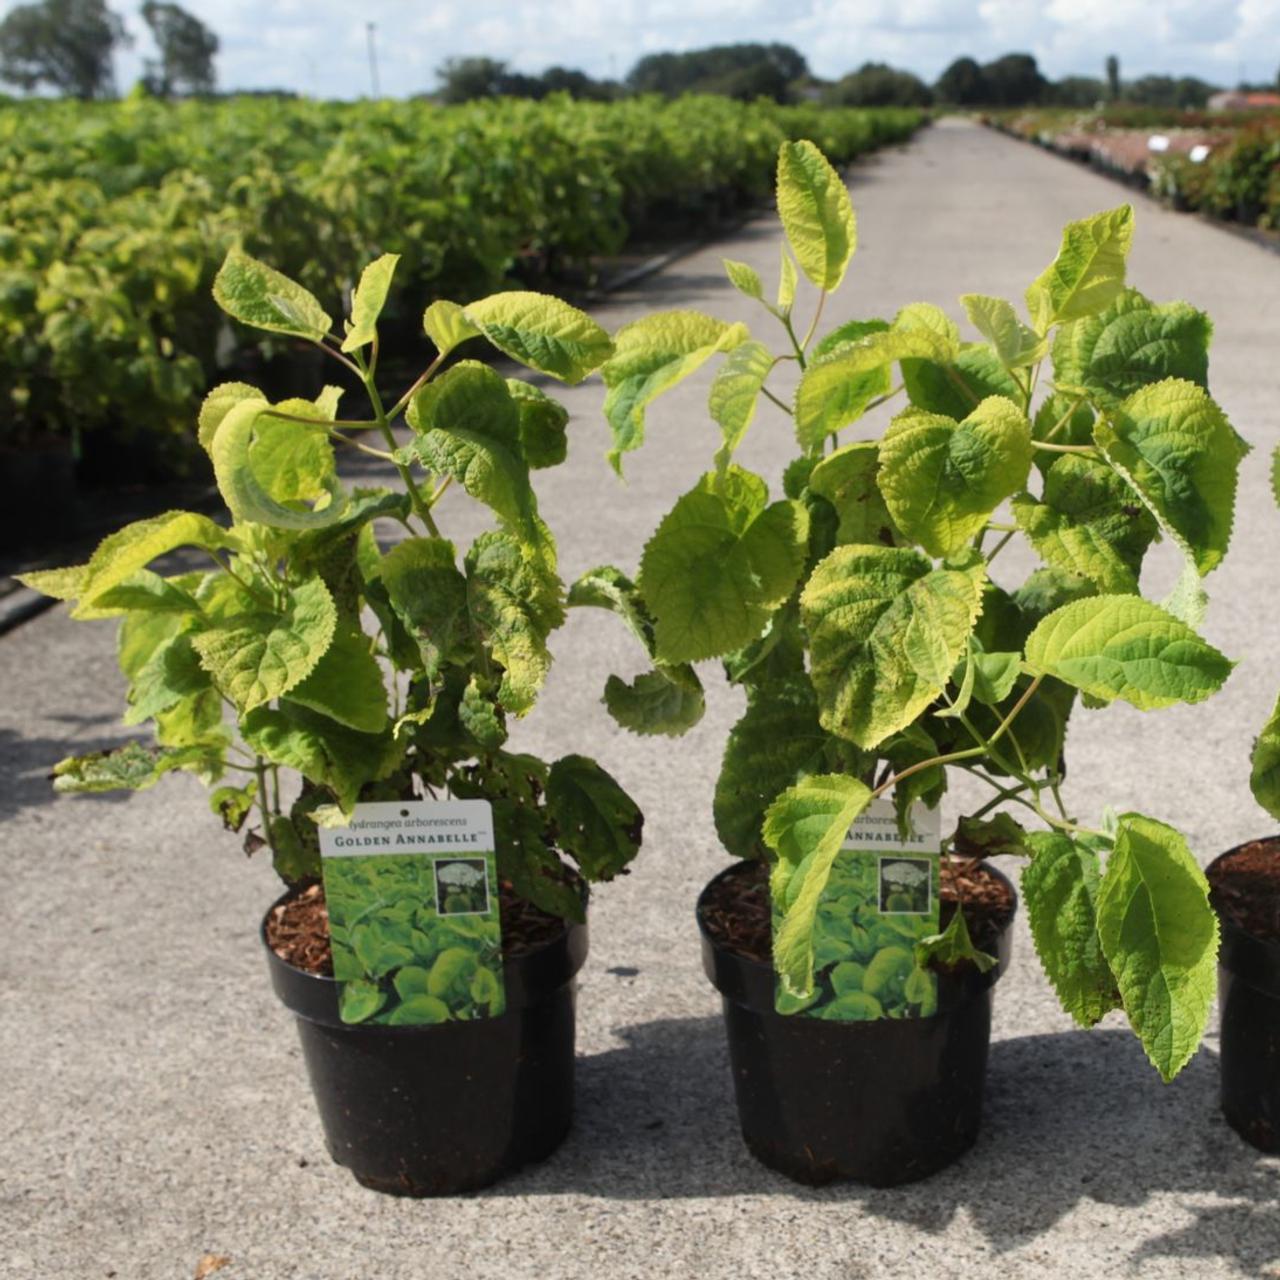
265;879;569;977
1208;837;1280;943
700;857;1016;966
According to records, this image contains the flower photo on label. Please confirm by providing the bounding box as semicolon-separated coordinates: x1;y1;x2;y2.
435;857;491;916
878;857;932;915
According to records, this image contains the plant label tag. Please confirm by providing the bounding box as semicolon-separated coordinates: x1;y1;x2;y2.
773;799;941;1021
318;799;505;1026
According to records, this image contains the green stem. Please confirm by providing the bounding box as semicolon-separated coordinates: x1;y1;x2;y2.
782;314;807;370
317;341;362;378
800;289;827;352
760;385;793;415
389;352;446;421
329;430;397;461
253;756;278;859
1042;394;1086;444
260;408;379;430
984;529;1016;563
206;551;275;610
1034;441;1096;456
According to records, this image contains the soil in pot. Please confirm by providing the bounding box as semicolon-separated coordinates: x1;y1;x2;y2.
698;857;1017;1188
1207;837;1280;1153
263;879;587;1196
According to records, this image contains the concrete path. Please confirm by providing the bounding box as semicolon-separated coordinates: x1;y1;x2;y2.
4;118;1279;1280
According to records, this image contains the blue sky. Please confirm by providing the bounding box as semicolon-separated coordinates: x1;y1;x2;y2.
5;0;1279;97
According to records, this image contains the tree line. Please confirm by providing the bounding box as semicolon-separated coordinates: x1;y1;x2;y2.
0;5;1263;111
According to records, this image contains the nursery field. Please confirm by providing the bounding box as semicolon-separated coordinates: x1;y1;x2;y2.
991;106;1280;231
4;116;1280;1280
0;93;921;500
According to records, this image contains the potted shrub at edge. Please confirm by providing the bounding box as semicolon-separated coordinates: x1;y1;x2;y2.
20;251;643;1196
578;140;1246;1186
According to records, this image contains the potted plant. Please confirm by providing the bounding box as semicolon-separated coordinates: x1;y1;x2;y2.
578;140;1246;1185
1208;459;1280;1153
19;249;643;1195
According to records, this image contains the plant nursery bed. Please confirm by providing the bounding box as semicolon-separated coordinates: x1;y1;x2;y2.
700;858;1016;965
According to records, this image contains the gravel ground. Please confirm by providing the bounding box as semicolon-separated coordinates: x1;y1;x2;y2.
3;117;1279;1280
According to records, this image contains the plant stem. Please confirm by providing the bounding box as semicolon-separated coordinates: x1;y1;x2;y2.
782;313;807;369
253;756;278;859
389;352;446;421
206;551;275;610
984;529;1016;563
328;430;397;461
800;289;827;352
260;408;379;430
760;385;793;415
317;342;363;378
1034;441;1096;456
1041;394;1086;444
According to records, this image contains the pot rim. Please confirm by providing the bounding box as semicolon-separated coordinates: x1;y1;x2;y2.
696;857;1018;1014
1207;836;1280;996
261;884;589;1027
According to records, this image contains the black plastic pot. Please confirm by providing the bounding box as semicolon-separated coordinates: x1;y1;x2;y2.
697;863;1016;1187
262;892;589;1195
1208;839;1280;1153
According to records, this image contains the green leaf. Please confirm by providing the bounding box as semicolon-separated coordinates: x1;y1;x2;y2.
972;648;1023;706
1096;814;1218;1081
123;633;210;725
812;318;890;362
340;253;399;353
423;299;480;357
877;396;1033;558
638;468;808;664
459;676;506;748
15;562;88;601
710;339;774;474
776;140;856;291
777;246;798;312
914;907;997;973
602;311;747;472
953;812;1030;859
52;740;216;794
801;545;985;748
242;702;404;811
1250;691;1280;821
463;290;612;384
961;294;1047;368
406;361;538;544
604;666;705;737
1093;379;1247;576
567;564;653;651
714;675;828;859
72;511;236;616
286;627;388;733
764;774;873;996
807;442;897;547
197;381;260;452
192;577;337;714
1052;288;1211;407
380;537;473;677
1022;831;1121;1027
1012;455;1159;593
213;247;332;341
1024;594;1232;710
1026;205;1134;331
901;343;1022;419
269;812;319;882
546;754;642;881
94;570;201;615
507;380;569;469
465;532;561;715
793;325;948;450
339;980;386;1024
723;258;763;299
210;780;257;833
245;406;336;505
491;797;583;922
211;398;349;531
1013;565;1097;632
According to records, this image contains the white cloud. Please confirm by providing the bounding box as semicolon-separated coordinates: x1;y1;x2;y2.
0;0;1275;97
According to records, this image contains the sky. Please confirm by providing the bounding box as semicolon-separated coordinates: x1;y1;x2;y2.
6;0;1280;97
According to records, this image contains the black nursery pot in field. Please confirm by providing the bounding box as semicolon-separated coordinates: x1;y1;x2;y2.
1207;838;1280;1153
262;893;589;1196
697;863;1016;1188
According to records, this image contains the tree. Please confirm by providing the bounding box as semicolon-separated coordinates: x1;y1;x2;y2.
1126;74;1216;109
1050;76;1106;107
829;62;933;108
626;43;807;102
0;0;127;99
980;53;1046;106
1106;54;1120;101
935;56;986;106
436;56;511;103
140;1;217;97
